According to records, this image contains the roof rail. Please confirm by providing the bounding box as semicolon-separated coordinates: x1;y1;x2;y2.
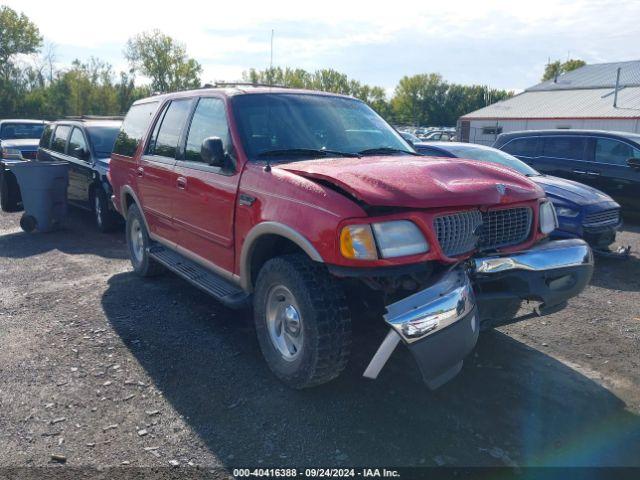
205;81;290;89
64;115;124;121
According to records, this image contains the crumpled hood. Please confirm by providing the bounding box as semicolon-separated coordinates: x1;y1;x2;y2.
0;138;39;149
277;156;543;208
533;175;614;205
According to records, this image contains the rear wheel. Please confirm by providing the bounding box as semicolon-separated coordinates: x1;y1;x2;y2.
92;187;119;233
126;203;163;277
253;254;351;388
0;171;22;212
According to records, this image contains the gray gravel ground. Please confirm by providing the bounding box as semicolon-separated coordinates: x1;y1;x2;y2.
0;208;639;473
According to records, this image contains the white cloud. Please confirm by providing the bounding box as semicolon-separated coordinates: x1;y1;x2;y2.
4;0;640;90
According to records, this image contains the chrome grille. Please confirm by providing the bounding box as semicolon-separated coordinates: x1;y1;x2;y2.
435;207;532;257
479;207;532;249
584;209;620;227
434;210;483;256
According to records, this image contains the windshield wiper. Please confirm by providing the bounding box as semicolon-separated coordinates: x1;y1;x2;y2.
257;148;360;159
358;147;419;156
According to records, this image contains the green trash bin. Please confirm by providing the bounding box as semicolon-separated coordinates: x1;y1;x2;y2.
10;160;69;233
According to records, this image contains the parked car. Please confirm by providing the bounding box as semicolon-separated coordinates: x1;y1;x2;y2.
109;87;592;390
416;142;622;250
399;131;422;144
422;130;454;141
0;119;47;212
37;118;123;232
493;130;640;211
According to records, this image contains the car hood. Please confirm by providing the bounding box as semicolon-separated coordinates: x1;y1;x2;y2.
277;156;543;208
532;175;614;206
0;139;39;149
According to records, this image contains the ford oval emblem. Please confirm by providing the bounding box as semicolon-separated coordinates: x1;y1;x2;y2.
496;183;507;196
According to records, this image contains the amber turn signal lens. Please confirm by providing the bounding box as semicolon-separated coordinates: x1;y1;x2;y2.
340;225;378;260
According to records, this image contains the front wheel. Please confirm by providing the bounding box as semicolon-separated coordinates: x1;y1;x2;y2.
0;171;22;212
93;187;120;233
253;254;352;389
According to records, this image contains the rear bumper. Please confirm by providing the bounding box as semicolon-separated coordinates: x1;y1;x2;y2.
364;239;593;389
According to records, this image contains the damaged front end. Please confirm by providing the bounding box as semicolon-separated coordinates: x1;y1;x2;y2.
363;238;594;389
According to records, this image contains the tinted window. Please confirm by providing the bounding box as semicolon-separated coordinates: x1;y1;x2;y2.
0;122;45;140
150;99;192;158
87;126;121;157
502;137;538;157
416;146;454;157
68;128;89;160
39;124;53;148
113;102;159;157
185;98;230;163
232;94;408;159
51;125;71;154
595;138;640;166
542;136;586;160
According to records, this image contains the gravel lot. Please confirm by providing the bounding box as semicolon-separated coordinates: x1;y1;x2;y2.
1;208;639;471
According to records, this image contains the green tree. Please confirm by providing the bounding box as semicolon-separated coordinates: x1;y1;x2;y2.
242;67;393;119
0;6;42;81
542;58;586;81
125;30;202;93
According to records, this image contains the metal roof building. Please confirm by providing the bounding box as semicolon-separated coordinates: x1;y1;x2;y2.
459;60;640;145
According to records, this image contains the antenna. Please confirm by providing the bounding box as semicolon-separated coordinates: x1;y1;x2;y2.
264;29;275;172
270;29;274;79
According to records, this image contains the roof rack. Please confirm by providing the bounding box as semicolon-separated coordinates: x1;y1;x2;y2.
64;115;124;121
204;81;290;89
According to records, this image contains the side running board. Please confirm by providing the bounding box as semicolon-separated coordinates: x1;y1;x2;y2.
148;245;250;309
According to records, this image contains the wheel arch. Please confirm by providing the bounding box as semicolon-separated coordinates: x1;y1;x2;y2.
240;222;324;292
119;186;150;233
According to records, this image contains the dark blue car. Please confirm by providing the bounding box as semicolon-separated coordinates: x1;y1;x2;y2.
414;142;622;249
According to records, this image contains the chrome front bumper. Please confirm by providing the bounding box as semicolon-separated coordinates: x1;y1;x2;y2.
363;239;593;389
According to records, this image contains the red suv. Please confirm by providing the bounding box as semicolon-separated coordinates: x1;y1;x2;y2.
109;86;593;389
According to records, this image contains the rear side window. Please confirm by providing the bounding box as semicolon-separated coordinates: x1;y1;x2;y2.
149;99;192;159
595;138;640;166
184;97;230;162
39;124;53;148
542;136;587;160
113;102;159;157
502;137;538;157
51;125;71;154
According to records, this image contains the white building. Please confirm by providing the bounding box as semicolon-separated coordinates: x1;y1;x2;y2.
458;60;640;145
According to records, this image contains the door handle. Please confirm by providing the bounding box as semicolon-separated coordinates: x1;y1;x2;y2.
586;171;601;176
572;169;587;175
136;167;144;178
176;176;187;190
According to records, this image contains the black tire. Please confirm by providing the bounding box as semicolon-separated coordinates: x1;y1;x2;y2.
19;214;37;233
253;254;352;389
0;171;22;212
125;203;163;277
479;300;522;331
92;187;120;233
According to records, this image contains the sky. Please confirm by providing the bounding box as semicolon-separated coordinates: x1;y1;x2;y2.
5;0;640;94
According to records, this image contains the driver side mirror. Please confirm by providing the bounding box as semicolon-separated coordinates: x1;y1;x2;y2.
627;157;640;171
73;146;89;161
201;137;225;167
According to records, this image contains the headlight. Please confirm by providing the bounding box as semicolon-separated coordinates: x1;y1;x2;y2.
556;206;579;217
539;201;558;234
372;220;429;258
1;148;22;160
340;224;378;260
340;220;429;260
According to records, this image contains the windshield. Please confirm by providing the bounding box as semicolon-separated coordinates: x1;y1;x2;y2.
401;132;421;143
87;126;121;157
445;145;540;176
232;93;411;160
0;122;45;140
